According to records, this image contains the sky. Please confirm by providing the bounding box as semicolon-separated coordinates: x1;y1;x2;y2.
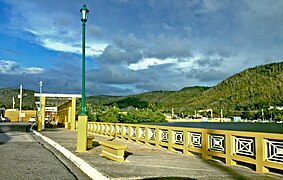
0;0;282;96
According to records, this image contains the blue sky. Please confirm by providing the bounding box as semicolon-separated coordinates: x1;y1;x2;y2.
0;0;283;96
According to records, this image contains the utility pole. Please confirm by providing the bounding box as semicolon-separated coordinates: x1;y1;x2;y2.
262;109;264;121
12;97;15;110
19;84;22;122
39;81;43;130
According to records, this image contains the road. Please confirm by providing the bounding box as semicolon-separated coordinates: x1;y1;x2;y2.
0;122;90;179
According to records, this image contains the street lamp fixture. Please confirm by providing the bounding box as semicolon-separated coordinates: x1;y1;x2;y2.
80;4;89;115
80;4;89;22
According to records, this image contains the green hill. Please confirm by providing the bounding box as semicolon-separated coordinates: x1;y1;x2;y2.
87;62;283;116
159;86;210;110
1;62;283;116
0;88;36;109
185;62;283;111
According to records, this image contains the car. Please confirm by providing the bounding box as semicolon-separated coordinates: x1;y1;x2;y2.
29;117;36;123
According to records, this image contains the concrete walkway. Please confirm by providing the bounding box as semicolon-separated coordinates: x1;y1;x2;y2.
39;128;283;180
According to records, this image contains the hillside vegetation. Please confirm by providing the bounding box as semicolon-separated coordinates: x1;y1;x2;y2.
0;88;36;109
1;62;283;119
185;62;283;110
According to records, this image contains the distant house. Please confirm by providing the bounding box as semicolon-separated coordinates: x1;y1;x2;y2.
193;113;203;119
269;106;283;110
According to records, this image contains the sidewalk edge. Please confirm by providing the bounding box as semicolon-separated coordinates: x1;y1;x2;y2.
32;130;109;180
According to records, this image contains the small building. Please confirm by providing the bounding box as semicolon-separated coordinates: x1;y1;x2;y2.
233;116;241;122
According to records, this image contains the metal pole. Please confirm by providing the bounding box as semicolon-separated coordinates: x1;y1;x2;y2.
81;20;86;115
13;97;15;110
262;109;264;121
19;84;22;122
39;81;43;129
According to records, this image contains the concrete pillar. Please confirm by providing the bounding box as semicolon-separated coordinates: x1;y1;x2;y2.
77;115;88;152
68;106;71;129
64;115;68;129
71;97;76;130
38;96;46;131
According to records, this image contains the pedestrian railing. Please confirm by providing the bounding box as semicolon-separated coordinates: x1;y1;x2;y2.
87;122;283;173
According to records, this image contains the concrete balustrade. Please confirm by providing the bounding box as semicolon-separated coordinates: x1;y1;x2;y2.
84;122;283;174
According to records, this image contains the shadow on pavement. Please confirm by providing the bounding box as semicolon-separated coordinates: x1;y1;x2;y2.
142;177;196;180
92;141;100;148
124;151;133;159
203;159;249;180
0;125;12;145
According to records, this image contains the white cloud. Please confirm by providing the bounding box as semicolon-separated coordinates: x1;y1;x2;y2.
6;1;108;57
128;57;177;70
0;60;44;75
41;38;107;56
42;39;80;54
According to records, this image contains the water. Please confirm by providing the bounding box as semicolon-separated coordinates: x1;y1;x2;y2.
155;122;283;134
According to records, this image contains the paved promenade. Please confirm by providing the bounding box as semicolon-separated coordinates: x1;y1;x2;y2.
39;128;283;180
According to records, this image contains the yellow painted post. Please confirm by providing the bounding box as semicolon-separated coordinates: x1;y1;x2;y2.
128;125;132;142
38;96;46;132
202;130;212;160
71;97;76;130
67;106;71;129
156;127;160;148
64;115;68;128
136;126;140;144
145;127;149;146
168;128;174;152
255;136;269;173
183;130;193;156
225;133;237;165
121;125;125;140
77;115;88;152
114;123;118;138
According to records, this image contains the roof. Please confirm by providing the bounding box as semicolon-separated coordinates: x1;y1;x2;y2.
34;93;82;98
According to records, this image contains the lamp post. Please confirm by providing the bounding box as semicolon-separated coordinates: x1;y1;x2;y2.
39;81;43;130
19;84;22;122
80;4;89;115
77;4;89;152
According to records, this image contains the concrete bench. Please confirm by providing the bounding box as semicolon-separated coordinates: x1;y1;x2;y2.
99;141;128;162
87;135;95;149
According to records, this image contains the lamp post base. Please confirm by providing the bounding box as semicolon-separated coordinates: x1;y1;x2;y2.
77;115;88;152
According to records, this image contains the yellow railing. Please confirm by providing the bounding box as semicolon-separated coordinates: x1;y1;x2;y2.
87;122;283;173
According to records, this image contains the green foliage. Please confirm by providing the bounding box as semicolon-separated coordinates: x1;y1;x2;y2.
121;108;166;123
96;107;120;123
93;106;166;124
0;88;36;109
2;62;283;121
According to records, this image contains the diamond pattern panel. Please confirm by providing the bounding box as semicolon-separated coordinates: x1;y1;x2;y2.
188;132;202;148
234;136;255;157
174;131;183;145
149;128;156;140
267;139;283;163
160;130;168;142
124;126;129;136
139;127;145;139
118;125;122;135
131;127;137;137
209;134;225;152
